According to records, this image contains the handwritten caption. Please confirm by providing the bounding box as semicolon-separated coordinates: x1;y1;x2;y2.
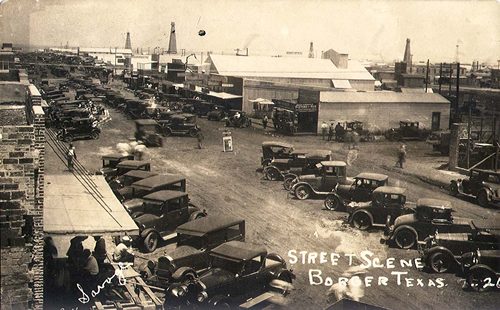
77;262;130;304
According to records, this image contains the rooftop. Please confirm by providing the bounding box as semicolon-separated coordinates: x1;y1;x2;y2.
176;217;244;236
320;91;450;104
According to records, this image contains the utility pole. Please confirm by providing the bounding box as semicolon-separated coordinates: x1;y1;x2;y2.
425;59;430;93
438;63;443;93
114;47;117;76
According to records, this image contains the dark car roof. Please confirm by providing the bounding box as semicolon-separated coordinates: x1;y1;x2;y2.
305;150;332;158
116;160;150;169
262;141;293;148
373;186;406;195
321;161;347;167
211;241;266;261
416;198;452;209
102;153;132;161
355;173;389;181
122;170;158;179
471;169;500;176
471;219;500;231
143;190;188;202
176;217;244;237
172;113;195;119
132;174;185;189
135;119;158;125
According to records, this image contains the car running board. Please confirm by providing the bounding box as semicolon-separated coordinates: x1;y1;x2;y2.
161;232;177;241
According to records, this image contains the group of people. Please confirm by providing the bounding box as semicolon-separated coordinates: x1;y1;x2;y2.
320;121;349;142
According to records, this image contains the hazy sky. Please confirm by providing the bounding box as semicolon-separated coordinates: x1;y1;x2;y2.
1;0;499;63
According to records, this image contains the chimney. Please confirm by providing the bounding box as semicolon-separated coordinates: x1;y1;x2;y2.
308;42;314;58
403;38;411;73
125;32;132;50
167;22;177;54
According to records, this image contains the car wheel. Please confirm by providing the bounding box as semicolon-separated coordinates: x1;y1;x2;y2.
324;195;342;211
283;176;297;191
351;212;372;230
394;228;417;249
143;232;159;253
449;182;459;197
477;189;491;208
188;129;198;137
467;267;495;292
163;128;172;136
63;134;73;142
264;167;281;181
294;185;311;200
428;251;453;273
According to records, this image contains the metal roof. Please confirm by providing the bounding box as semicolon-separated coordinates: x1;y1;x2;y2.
143;190;187;202
211;241;266;261
176;217;244;237
373;186;406;194
262;141;293;148
116;160;150;169
122;170;158;179
355;173;389;181
320;91;450;104
132;174;185;190
416;198;452;209
208;54;374;81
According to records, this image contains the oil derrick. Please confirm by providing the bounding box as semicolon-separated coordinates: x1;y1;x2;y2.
403;38;412;73
167;22;177;54
308;42;314;58
125;32;132;50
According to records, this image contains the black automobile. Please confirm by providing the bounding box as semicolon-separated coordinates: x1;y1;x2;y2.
56;118;100;142
383;198;473;249
450;169;500;208
347;186;413;231
140;217;245;287
166;241;295;308
98;154;135;176
263;149;331;181
225;110;252;128
260;141;294;167
207;105;227;121
133;190;207;252
324;173;389;211
158;113;200;137
419;221;500;273
461;250;500;292
103;160;151;182
134;119;163;147
122;174;186;206
110;170;158;201
385;121;430;141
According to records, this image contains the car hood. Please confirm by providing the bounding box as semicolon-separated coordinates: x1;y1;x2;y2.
168;246;200;260
272;159;290;164
484;181;500;190
336;184;352;194
394;213;416;227
435;233;469;243
134;213;160;227
298;174;317;181
198;268;236;290
123;198;144;213
117;186;133;196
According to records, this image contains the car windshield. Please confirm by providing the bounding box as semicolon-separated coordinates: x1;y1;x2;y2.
485;173;499;184
210;255;241;274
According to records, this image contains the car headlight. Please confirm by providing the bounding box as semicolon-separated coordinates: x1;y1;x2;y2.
171;285;187;297
197;291;208;303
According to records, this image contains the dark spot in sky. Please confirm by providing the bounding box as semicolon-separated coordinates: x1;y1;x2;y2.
198;30;206;36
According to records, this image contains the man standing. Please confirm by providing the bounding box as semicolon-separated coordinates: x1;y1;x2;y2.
396;144;407;168
321;121;328;140
262;115;268;130
67;144;77;172
197;130;204;149
328;123;334;141
93;236;107;267
335;122;344;142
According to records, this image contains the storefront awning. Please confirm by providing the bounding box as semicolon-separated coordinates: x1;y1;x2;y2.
44;174;139;236
332;79;352;89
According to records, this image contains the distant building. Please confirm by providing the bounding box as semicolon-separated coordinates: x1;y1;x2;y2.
0;43;15;70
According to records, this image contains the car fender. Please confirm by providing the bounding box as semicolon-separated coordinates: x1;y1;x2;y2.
140;228;157;239
267;253;286;265
292;182;313;191
171;266;197;281
392;225;418;242
283;173;298;180
349;209;373;225
468;264;497;276
425;246;458;265
189;210;207;221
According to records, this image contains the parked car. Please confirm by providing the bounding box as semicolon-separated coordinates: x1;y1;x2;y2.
260;141;294;167
56;118;100;142
426;131;451;155
98;154;135;176
134;119;163;147
324;173;389;211
225;110;252;128
383;198;472;249
158;113;200;137
110;170;158;201
207;105;227;121
122;174;186;206
264;150;332;181
419;221;500;273
450;168;500;208
125;99;148;119
166;241;295;308
385;121;430;141
140;217;245;287
132;190;206;252
347;186;413;230
461;250;500;292
103;160;151;182
291;161;351;200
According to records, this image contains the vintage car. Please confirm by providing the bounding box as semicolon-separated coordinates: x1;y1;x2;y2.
291;161;351;200
383;198;472;249
56;118;100;142
264;149;332;181
225;110;252;128
192;100;215;117
122;174;186;205
133;190;207;252
98;154;135;176
420;221;500;273
110;170;159;201
260;141;294;167
166;241;294;308
124;99;148;119
450;168;500;208
140;217;245;287
346;186;413;230
324;173;389;211
134;119;163;147
385;121;430;141
104;160;151;182
158;113;200;137
461;250;500;292
207;105;227;121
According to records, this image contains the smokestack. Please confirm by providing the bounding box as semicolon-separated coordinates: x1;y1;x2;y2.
125;32;132;50
308;42;314;58
167;22;177;54
403;38;411;73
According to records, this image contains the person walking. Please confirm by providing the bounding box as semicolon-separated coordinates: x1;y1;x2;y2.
66;144;77;172
328;123;334;141
196;130;204;149
396;144;407;168
321;121;328;140
262;115;268;130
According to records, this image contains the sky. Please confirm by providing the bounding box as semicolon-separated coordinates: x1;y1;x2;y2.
0;0;499;64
